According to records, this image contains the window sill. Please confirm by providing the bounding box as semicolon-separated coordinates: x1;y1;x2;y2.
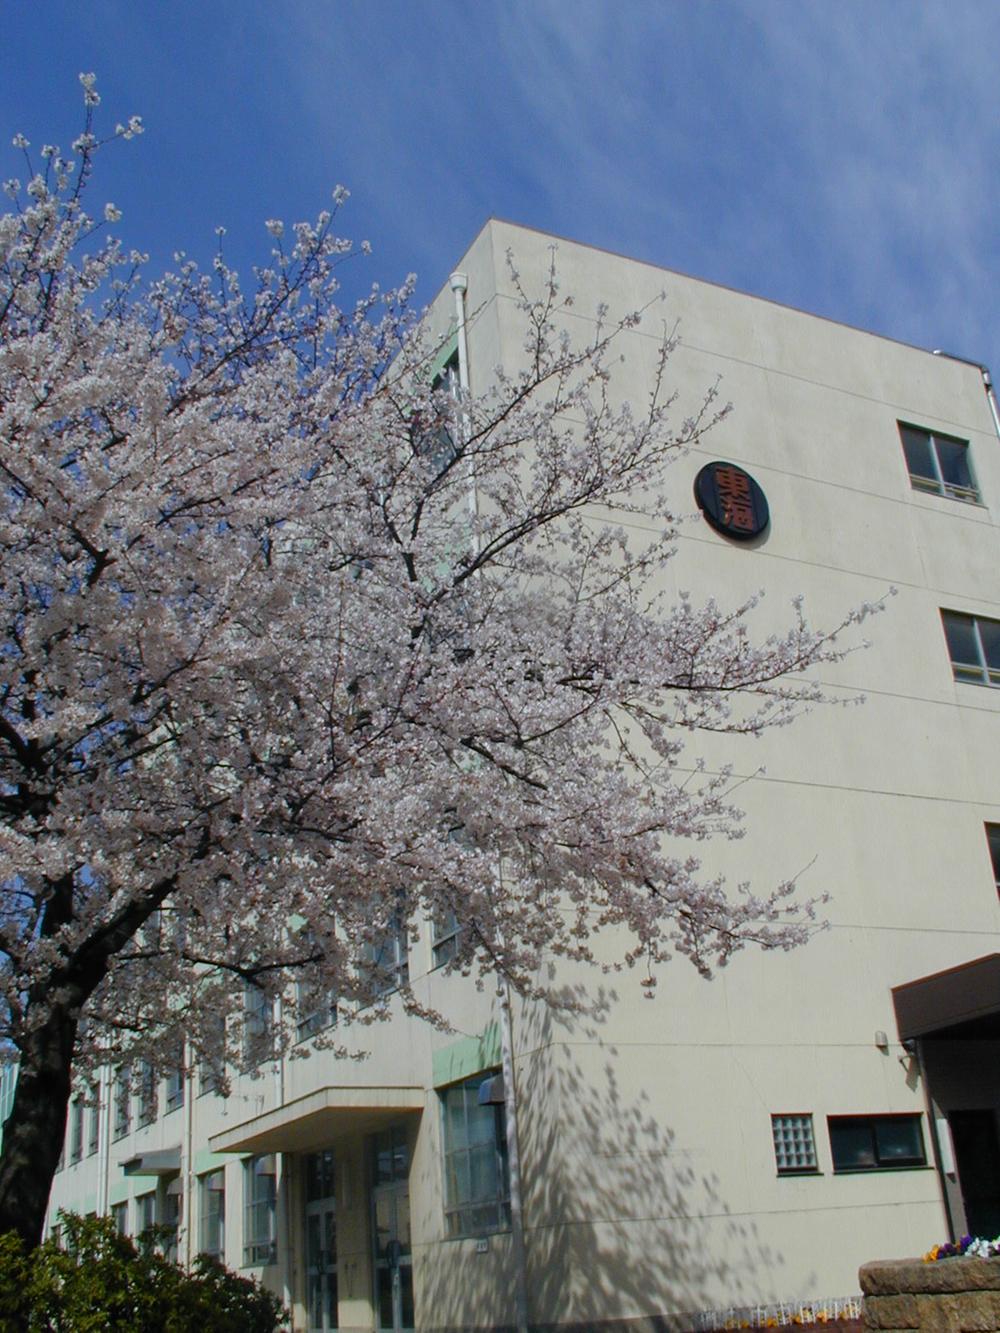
831;1164;931;1174
444;1224;511;1243
776;1169;823;1178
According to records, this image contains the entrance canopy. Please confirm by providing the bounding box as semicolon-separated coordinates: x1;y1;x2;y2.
209;1085;424;1155
892;954;1000;1041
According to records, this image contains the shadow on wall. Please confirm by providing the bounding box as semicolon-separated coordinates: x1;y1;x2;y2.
418;984;807;1333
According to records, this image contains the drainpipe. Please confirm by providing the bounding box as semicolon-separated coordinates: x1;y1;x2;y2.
96;1061;112;1218
931;350;1000;439
449;272;480;533
183;1048;194;1267
498;979;529;1333
450;272;470;396
453;274;523;1322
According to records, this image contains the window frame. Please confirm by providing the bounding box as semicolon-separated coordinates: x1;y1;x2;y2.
770;1112;819;1176
243;1154;278;1267
164;1042;185;1114
439;1071;511;1239
111;1201;128;1237
360;917;409;998
899;422;980;503
431;910;461;969
136;1060;157;1128
136;1190;157;1238
112;1067;131;1141
941;609;1000;687
243;983;275;1068
827;1113;927;1173
87;1097;100;1157
199;1169;226;1259
69;1097;84;1164
295;978;338;1044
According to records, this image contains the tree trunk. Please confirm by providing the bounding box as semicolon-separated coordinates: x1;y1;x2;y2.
0;1005;77;1247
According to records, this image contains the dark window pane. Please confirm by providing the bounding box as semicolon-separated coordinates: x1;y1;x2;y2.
829;1121;876;1170
942;612;980;668
977;618;1000;672
875;1117;924;1164
987;825;1000;886
935;438;974;491
901;427;936;481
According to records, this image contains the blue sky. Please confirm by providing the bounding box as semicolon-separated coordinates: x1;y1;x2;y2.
3;1;999;380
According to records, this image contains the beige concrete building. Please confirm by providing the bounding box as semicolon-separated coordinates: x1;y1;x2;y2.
45;223;1000;1333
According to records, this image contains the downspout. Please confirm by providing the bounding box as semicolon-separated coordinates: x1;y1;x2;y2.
452;274;528;1329
931;350;1000;440
450;271;470;395
96;1060;112;1218
183;1049;194;1267
498;979;529;1333
449;272;480;531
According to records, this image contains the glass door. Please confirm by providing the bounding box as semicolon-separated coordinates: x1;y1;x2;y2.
304;1151;338;1332
371;1127;414;1333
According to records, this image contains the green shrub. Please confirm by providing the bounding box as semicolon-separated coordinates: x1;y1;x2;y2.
0;1212;287;1332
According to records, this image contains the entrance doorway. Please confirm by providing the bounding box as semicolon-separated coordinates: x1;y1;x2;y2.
304;1150;338;1333
371;1126;414;1333
949;1110;1000;1238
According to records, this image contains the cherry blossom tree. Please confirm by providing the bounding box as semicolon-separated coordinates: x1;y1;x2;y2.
0;81;873;1246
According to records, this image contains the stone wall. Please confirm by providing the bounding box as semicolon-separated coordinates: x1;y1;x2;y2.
861;1257;1000;1333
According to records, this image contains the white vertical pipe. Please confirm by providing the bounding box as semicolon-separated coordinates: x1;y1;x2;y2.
449;272;480;535
498;979;529;1333
96;1061;112;1218
452;273;525;1323
183;1047;194;1267
449;271;470;395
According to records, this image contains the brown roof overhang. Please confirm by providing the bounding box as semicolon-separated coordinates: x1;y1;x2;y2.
892;954;1000;1041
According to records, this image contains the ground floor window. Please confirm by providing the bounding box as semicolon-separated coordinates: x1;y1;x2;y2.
243;1154;278;1266
199;1169;225;1259
440;1071;510;1237
771;1113;818;1174
828;1114;926;1171
111;1201;128;1237
162;1188;181;1263
136;1190;157;1239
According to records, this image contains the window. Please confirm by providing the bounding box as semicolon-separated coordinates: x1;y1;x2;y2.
771;1114;818;1174
136;1190;157;1237
986;824;1000;897
112;1067;131;1141
162;1188;181;1263
243;984;274;1067
828;1114;926;1171
440;1071;510;1238
69;1098;84;1164
165;1044;185;1114
197;1012;227;1096
136;1060;157;1127
199;1170;226;1259
900;423;979;502
941;610;1000;686
296;978;337;1043
413;349;461;473
243;1155;278;1266
111;1201;128;1237
372;1124;409;1186
431;911;461;969
87;1098;100;1157
360;919;409;997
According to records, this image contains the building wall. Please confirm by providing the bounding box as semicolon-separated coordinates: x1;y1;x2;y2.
45;222;1000;1331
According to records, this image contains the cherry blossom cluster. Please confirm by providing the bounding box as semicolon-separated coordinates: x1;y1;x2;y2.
0;78;879;1100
